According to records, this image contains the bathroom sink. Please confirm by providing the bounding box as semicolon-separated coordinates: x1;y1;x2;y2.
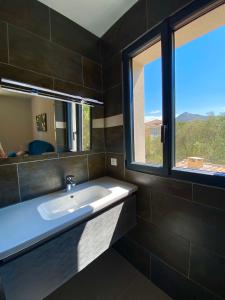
37;185;111;220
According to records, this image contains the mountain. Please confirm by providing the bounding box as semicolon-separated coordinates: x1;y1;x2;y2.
176;112;208;122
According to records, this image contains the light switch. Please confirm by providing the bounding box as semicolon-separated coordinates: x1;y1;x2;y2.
111;158;117;166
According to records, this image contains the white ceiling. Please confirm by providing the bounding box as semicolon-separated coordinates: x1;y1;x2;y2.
38;0;138;37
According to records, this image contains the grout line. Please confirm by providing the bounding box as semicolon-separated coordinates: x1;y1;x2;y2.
102;83;121;93
87;152;105;157
106;151;124;155
59;154;90;160
151;251;224;300
0;162;18;167
1;61;102;94
189;277;224;300
17;157;59;165
0;152;106;167
6;23;10;64
7;22;101;64
0;61;54;81
16;164;21;202
83;84;102;94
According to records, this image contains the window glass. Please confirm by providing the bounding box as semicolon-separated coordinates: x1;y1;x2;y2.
132;40;163;166
82;105;91;151
174;4;225;175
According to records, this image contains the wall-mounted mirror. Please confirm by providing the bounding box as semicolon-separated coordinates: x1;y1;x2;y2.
0;79;103;160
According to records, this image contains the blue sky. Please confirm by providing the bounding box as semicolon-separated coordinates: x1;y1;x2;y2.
144;25;225;122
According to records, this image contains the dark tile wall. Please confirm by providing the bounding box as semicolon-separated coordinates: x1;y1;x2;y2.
0;0;105;208
0;152;105;206
101;0;225;299
1;0;224;299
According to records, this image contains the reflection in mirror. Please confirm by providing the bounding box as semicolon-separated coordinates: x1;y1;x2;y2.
0;89;92;160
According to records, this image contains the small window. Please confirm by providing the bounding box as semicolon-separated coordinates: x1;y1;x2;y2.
81;105;91;151
68;104;91;152
174;3;225;175
131;39;164;168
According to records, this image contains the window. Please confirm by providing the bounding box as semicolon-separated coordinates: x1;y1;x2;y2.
124;0;225;187
68;103;91;152
132;40;163;166
174;3;225;175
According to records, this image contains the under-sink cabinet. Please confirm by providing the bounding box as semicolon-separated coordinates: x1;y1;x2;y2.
0;194;136;300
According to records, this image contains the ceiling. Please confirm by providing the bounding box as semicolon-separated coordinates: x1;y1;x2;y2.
38;0;137;37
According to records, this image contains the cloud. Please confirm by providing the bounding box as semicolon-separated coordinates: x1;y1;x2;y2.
147;110;160;114
144;115;162;122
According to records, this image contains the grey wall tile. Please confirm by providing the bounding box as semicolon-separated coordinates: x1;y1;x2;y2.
51;9;100;62
106;153;124;180
0;21;8;63
103;53;122;91
135;184;151;220
92;106;104;119
88;153;105;180
128;218;189;275
151;191;225;257
83;58;102;91
0;165;20;208
0;0;50;39
104;84;122;117
92;128;105;152
151;256;219;300
114;236;150;277
105;126;124;153
193;184;225;210
125;169;192;200
0;63;53;89
190;244;225;299
18;156;88;201
54;79;102;100
9;25;82;84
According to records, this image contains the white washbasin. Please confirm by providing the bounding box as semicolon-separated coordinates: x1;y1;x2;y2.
37;185;111;220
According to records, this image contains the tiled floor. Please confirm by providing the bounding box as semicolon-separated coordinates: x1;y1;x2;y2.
46;249;171;300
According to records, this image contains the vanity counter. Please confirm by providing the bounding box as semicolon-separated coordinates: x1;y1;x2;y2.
0;176;137;262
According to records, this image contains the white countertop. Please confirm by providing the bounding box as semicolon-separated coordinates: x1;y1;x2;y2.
0;177;137;261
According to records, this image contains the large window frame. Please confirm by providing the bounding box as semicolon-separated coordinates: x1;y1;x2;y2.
123;0;225;188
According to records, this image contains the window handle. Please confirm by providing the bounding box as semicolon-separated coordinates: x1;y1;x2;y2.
161;125;167;143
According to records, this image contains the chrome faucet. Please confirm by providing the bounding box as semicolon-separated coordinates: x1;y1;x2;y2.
65;175;76;192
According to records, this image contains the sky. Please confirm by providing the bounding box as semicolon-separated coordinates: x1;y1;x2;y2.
143;25;225;122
